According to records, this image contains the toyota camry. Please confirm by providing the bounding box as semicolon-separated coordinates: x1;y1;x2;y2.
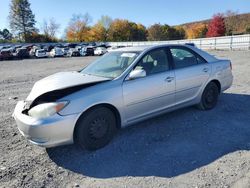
13;44;233;150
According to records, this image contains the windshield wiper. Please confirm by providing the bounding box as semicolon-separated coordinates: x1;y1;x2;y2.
83;73;113;79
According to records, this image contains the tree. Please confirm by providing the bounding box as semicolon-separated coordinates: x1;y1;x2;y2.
147;24;164;41
9;0;37;42
246;26;250;34
25;32;57;42
224;10;238;35
161;24;185;40
94;15;113;41
98;15;112;30
107;19;132;41
0;28;13;41
65;13;92;42
129;22;147;41
88;23;106;42
89;18;146;42
186;23;207;39
206;13;226;37
174;26;186;40
41;18;60;39
147;24;185;41
135;23;147;41
161;24;172;40
107;20;147;41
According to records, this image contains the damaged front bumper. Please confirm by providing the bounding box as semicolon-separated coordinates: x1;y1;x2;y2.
13;100;78;148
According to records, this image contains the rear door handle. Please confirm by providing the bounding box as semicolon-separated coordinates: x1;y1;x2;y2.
203;68;209;72
165;76;174;82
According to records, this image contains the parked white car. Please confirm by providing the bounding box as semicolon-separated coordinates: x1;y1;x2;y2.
62;48;70;56
30;46;40;57
35;49;47;58
94;47;107;55
50;48;64;57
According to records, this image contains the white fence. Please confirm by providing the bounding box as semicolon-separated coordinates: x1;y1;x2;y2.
108;34;250;50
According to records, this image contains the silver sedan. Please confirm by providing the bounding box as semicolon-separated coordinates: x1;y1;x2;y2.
13;44;233;150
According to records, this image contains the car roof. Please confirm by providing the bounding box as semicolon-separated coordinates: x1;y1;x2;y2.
111;45;152;52
111;44;193;52
111;44;218;62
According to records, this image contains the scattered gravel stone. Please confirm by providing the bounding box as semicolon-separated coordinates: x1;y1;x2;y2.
47;173;53;178
8;96;18;100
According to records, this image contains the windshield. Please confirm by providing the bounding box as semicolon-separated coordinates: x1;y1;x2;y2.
81;51;139;78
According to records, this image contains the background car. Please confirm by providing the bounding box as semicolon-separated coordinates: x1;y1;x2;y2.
69;48;81;57
29;45;40;57
43;45;55;53
94;47;107;55
35;49;48;58
50;48;64;57
15;47;30;59
0;49;13;60
62;47;70;56
80;46;95;56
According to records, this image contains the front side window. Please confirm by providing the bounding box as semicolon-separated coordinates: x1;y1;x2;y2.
134;48;169;75
81;51;139;78
170;47;205;69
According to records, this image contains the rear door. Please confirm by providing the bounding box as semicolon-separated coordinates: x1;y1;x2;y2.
168;46;211;104
122;47;175;123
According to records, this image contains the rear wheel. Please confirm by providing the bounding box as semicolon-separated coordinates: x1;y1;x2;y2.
75;106;117;151
198;82;219;110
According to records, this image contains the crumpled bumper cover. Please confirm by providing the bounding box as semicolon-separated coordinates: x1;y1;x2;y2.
13;100;79;148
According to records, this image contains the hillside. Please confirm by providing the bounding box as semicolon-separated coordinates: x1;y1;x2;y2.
180;13;250;35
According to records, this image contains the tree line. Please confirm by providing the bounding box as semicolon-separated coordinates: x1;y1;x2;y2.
1;0;250;43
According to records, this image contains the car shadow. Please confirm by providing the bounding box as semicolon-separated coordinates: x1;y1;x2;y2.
47;93;250;178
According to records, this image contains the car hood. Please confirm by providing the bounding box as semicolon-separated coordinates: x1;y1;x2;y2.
26;71;111;101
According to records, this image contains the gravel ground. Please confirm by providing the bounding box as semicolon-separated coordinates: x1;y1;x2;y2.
0;51;250;188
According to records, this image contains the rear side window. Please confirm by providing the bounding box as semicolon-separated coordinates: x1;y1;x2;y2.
170;47;206;69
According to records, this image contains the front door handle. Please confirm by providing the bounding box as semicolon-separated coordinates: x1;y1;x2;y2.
203;67;209;72
165;76;174;82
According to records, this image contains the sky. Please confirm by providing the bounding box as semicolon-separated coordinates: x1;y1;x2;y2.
1;0;250;38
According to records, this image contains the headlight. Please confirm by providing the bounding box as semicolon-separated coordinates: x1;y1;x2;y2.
28;101;68;119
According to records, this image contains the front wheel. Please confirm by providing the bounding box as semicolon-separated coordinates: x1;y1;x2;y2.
197;82;219;110
75;106;117;151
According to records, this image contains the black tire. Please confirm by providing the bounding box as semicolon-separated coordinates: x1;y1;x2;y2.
75;106;117;151
198;82;219;110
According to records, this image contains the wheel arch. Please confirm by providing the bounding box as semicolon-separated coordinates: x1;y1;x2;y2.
209;79;221;93
73;103;122;141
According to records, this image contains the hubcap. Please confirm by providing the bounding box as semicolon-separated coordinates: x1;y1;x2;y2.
206;89;215;104
89;117;108;139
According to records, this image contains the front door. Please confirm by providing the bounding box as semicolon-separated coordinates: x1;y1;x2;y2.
122;48;175;123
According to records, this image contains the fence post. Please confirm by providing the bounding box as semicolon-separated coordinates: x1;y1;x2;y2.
200;39;202;49
214;38;217;50
230;36;233;50
249;34;250;50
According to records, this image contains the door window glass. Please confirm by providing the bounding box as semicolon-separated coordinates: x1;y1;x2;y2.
170;48;199;69
135;49;169;75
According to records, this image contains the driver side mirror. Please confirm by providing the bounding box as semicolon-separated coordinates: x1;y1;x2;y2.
128;69;146;80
